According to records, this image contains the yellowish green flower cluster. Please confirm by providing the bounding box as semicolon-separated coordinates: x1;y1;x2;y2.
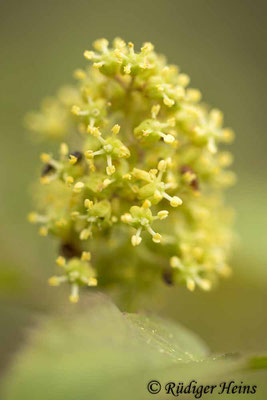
28;38;235;303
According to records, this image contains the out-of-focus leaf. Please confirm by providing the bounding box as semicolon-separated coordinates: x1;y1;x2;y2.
2;295;267;400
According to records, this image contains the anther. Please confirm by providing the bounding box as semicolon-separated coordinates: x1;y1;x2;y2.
73;182;85;193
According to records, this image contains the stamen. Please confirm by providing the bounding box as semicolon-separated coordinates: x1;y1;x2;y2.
84;199;93;209
195;277;212;291
81;251;91;261
84;50;96;60
88;277;98;286
157;210;168;220
106;155;115;175
80;228;92;240
124;64;132;74
142;199;151;209
121;213;133;223
39;226;48;236
151;104;160;119
163;94;175;107
162;192;182;207
152;233;162;243
170;256;183;269
208;137;217;154
71;106;89;116
56;256;66;267
147;225;161;243
141;42;154;53
69;154;78;165
93;149;106;157
93;62;105;69
40;153;51;163
65;175;74;185
28;212;48;224
73;69;86;80
131;227;142;246
154;190;163;201
159;132;175;144
186;278;196;291
69;284;79;303
60;143;69;156
93;38;109;53
73;182;85;193
112;124;120;135
48;276;67;286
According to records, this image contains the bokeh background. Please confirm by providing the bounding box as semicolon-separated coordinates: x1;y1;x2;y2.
0;0;266;387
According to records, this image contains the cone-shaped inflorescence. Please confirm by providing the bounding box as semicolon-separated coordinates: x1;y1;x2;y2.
28;38;235;302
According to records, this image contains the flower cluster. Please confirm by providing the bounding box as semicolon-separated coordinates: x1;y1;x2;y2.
28;38;235;302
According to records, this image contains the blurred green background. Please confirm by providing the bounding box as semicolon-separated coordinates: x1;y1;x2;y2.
0;0;266;385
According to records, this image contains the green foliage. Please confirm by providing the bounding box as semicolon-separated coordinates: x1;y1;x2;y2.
2;296;266;400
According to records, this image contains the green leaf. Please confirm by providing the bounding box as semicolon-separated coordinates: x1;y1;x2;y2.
2;295;267;400
125;313;208;361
